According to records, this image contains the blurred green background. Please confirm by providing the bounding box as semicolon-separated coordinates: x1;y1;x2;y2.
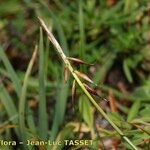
0;0;150;149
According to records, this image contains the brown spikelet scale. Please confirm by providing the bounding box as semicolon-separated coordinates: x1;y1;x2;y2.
74;70;93;84
67;57;94;66
64;65;69;83
84;83;108;102
83;83;99;96
71;80;76;105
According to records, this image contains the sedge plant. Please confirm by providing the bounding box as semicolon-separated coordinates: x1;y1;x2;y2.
38;17;138;150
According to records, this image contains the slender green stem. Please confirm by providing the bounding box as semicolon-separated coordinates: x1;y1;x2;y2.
38;17;138;150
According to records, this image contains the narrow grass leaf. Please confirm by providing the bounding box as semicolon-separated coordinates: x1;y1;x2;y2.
0;84;19;136
19;46;37;143
123;59;133;83
0;46;22;97
94;52;115;84
38;28;48;140
50;82;69;141
79;95;93;128
79;0;85;71
27;107;36;134
45;37;50;81
50;10;69;55
127;100;141;122
124;0;131;13
0;0;22;15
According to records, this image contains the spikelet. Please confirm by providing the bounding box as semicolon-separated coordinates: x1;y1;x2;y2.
71;80;76;105
74;70;93;84
83;83;99;96
67;57;93;66
64;65;69;83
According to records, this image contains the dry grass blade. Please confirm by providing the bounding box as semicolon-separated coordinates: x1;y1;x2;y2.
109;90;117;112
38;17;67;61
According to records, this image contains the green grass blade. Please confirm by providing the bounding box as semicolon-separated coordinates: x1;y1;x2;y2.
19;46;37;143
0;84;19;136
124;0;131;13
79;95;93;128
50;82;69;141
38;28;48;140
0;46;22;98
127;100;141;122
0;0;22;15
79;0;85;71
0;84;18;123
94;52;116;83
27;107;36;134
45;37;50;81
123;59;133;83
50;12;69;55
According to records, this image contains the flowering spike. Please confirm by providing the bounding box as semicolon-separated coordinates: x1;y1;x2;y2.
74;70;93;84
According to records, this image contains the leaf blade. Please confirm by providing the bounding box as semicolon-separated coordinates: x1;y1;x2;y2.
79;95;93;128
38;28;48;140
0;46;22;97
